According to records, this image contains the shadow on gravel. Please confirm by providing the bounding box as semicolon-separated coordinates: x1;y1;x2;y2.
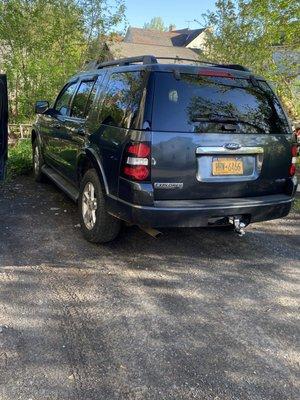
0;176;299;400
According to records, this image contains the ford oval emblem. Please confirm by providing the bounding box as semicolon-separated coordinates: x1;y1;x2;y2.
224;143;241;150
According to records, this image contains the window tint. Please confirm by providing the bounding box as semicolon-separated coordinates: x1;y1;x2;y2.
100;72;144;129
152;72;288;134
71;80;96;119
55;82;77;116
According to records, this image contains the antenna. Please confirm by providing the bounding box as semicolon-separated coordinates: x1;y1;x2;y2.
185;20;193;29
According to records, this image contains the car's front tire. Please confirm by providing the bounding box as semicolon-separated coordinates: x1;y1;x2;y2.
78;169;121;243
32;140;45;182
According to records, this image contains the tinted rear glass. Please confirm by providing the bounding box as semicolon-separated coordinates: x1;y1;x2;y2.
152;72;289;134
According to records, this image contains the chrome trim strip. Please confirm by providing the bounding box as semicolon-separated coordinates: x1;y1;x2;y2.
196;146;264;155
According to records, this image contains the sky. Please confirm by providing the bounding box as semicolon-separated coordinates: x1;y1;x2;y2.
124;0;217;30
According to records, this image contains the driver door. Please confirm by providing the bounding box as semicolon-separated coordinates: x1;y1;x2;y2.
42;80;78;174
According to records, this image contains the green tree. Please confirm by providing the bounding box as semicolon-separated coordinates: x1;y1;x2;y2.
77;0;126;61
203;0;300;118
0;0;126;122
143;16;168;31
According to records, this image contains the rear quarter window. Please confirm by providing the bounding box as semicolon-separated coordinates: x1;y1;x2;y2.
99;71;145;129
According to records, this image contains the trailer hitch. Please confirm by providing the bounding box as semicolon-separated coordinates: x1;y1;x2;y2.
229;217;247;236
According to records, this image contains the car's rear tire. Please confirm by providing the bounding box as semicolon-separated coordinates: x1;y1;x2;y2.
78;169;121;243
32;140;45;182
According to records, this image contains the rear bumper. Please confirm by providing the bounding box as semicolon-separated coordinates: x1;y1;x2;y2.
106;194;295;228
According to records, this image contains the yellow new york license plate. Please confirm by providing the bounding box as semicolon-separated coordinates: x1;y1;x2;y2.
212;158;244;176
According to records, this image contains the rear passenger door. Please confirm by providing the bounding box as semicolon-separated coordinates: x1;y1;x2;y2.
60;77;98;182
97;71;145;194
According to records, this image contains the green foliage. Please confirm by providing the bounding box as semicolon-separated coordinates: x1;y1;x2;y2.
143;17;168;31
293;198;300;213
203;0;300;118
0;0;126;123
77;0;126;61
7;139;32;180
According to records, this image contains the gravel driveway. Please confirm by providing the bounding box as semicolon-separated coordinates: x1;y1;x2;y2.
0;176;299;400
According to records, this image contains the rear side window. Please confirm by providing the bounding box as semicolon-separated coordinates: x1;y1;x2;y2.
71;80;96;119
152;72;289;134
54;82;77;116
100;71;144;129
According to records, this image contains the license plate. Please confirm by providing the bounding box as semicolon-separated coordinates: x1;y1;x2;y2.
212;157;244;176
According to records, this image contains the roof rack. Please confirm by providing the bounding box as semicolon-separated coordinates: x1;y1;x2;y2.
93;55;157;70
213;63;251;72
154;56;212;65
88;55;250;72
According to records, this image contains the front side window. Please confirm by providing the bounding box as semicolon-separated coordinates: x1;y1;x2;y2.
152;72;289;134
100;71;145;129
71;80;96;119
54;82;77;116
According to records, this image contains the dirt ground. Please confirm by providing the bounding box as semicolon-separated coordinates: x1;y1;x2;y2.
0;176;299;400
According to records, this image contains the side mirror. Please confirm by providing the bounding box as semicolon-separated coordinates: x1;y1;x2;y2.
35;100;49;114
59;105;71;117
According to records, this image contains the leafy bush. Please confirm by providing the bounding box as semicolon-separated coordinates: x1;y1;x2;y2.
293;198;300;213
6;139;32;180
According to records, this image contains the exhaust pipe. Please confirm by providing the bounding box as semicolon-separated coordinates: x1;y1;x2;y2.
229;217;247;236
139;226;162;238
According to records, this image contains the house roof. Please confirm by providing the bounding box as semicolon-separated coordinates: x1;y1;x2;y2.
124;27;207;48
172;28;207;46
125;27;178;47
105;42;200;64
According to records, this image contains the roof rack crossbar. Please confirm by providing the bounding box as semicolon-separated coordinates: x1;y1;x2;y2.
95;55;158;69
88;54;250;73
154;56;212;65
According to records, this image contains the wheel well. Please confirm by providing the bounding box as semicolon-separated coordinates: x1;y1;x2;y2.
78;157;94;181
77;153;107;193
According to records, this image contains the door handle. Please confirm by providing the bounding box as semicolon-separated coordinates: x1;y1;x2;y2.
76;128;85;136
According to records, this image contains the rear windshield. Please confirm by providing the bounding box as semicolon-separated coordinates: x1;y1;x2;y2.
151;72;289;134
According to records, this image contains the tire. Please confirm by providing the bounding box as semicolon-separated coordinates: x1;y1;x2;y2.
32;140;45;182
78;169;121;243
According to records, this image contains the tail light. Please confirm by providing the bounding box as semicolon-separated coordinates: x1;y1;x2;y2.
289;145;298;176
122;142;151;181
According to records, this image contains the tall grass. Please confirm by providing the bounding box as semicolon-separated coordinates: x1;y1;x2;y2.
6;139;32;180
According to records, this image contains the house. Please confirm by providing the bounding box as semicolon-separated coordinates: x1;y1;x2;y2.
104;26;210;63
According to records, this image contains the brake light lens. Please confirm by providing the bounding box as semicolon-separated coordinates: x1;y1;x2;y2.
289;164;296;176
198;69;234;79
127;143;150;158
289;145;298;176
124;165;149;181
122;142;151;181
291;145;298;157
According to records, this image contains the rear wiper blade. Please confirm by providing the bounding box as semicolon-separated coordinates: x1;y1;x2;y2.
231;119;264;132
191;115;237;123
191;115;264;132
